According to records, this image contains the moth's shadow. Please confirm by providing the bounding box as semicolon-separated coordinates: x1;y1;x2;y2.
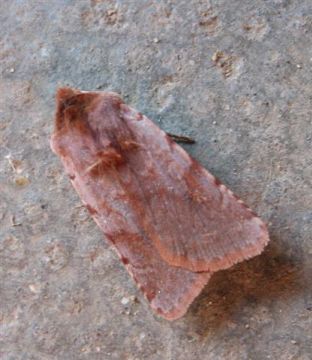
184;237;305;337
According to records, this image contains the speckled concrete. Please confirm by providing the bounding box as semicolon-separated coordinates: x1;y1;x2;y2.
0;1;311;359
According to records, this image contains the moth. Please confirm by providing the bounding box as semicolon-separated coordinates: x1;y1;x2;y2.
50;87;269;320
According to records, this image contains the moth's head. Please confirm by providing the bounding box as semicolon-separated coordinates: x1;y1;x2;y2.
54;87;122;131
51;87;139;175
51;87;122;154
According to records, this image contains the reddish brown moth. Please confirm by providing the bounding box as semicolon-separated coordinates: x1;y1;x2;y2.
50;88;269;320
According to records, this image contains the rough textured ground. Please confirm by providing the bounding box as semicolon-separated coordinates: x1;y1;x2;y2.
0;1;311;359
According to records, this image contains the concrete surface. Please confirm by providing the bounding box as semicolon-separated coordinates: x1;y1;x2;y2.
0;0;311;359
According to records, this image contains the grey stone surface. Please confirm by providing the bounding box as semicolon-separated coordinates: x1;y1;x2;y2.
0;0;311;359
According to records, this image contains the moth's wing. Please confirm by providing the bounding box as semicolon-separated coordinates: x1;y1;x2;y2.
106;231;211;321
119;104;270;273
51;88;211;320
